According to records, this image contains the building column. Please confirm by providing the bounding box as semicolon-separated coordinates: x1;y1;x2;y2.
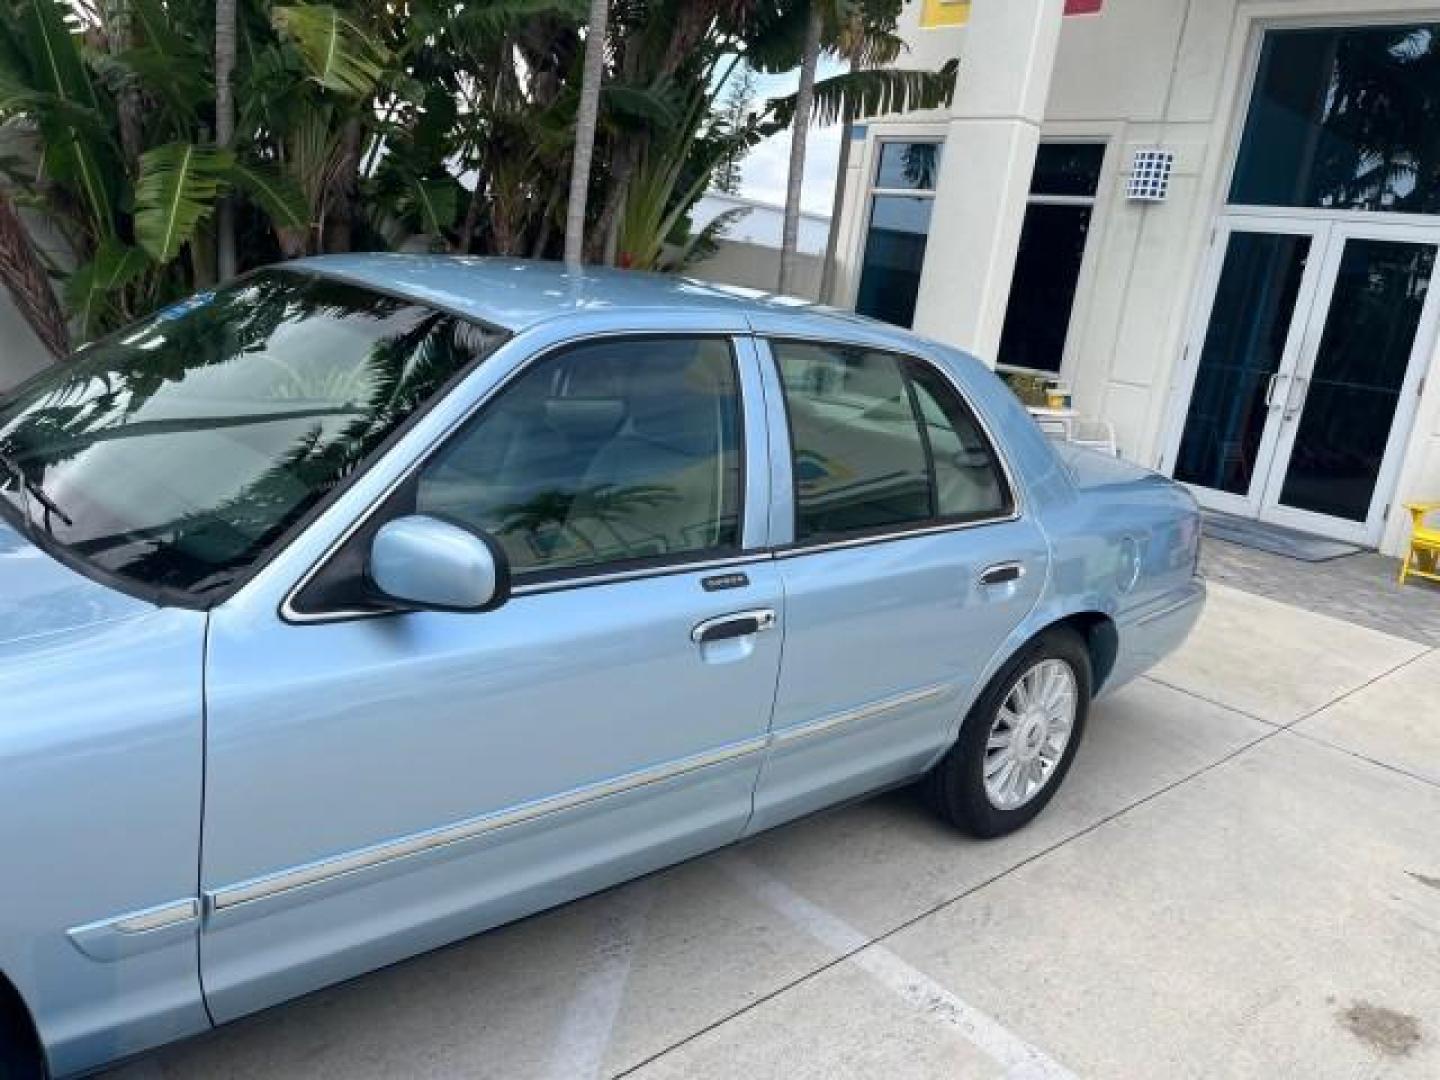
911;0;1066;364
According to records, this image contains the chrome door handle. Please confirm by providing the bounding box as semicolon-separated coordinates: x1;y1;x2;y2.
692;609;777;644
979;562;1025;587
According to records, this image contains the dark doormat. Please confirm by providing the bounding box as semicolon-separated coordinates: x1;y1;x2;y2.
1201;510;1363;562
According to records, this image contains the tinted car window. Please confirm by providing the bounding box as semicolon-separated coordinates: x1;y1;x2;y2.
0;272;504;602
774;341;932;540
773;341;1011;542
418;337;742;576
905;361;1012;519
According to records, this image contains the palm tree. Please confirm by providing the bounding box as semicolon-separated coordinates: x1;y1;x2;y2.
780;3;824;295
771;0;956;295
0;192;69;359
215;0;238;280
566;0;611;266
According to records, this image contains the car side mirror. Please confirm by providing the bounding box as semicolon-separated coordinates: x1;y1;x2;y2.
368;515;508;613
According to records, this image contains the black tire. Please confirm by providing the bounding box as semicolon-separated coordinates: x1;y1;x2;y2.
0;1000;43;1080
923;627;1092;839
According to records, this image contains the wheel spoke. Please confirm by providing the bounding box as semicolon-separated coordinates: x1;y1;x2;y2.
982;656;1080;813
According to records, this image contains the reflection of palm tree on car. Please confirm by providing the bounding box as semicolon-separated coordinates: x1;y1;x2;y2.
496;483;680;563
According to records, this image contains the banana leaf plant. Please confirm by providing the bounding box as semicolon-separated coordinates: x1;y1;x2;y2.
0;0;363;345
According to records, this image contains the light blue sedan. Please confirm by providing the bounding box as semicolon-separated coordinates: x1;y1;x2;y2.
0;257;1203;1077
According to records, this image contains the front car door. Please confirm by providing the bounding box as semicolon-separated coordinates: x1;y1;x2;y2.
200;324;782;1022
745;325;1048;832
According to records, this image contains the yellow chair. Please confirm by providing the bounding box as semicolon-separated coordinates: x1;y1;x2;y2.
1399;501;1440;585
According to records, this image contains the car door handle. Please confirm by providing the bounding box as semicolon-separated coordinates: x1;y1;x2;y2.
979;562;1026;587
692;609;777;644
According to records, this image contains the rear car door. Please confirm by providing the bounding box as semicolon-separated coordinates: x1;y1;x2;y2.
748;335;1049;832
200;332;783;1022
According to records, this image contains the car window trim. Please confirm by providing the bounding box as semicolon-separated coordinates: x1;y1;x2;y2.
280;332;1025;624
281;330;755;624
761;336;1021;554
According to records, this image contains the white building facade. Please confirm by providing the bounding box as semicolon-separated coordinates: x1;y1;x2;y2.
830;0;1440;555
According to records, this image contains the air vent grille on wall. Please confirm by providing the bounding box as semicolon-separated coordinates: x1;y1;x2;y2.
1127;149;1173;202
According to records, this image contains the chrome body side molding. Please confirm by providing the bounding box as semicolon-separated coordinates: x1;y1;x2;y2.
205;682;952;916
67;899;201;962
769;683;952;746
207;734;772;913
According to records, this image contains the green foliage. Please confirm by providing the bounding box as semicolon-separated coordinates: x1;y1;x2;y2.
271;5;389;98
766;61;959;127
65;241;151;339
224;161;310;234
135;143;234;262
0;0;956;350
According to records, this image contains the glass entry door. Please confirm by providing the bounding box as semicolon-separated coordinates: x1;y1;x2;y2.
1172;217;1440;544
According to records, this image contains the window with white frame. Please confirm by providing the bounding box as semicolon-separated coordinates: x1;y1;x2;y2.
996;142;1106;375
854;141;942;329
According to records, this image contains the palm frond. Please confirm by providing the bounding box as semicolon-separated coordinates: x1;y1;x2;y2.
225;159;310;233
452;0;587;39
602;82;682;132
65;239;151;340
134;142;233;262
18;0;121;237
766;62;958;128
272;5;390;98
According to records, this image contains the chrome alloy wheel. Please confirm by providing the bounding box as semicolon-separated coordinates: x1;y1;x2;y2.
983;658;1078;811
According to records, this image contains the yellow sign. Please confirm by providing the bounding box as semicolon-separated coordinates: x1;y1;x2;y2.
919;0;971;27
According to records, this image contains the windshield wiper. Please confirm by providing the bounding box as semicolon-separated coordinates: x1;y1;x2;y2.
0;448;73;531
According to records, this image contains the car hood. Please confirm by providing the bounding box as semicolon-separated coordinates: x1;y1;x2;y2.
0;516;153;648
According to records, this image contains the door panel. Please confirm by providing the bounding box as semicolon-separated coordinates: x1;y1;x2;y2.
200;333;781;1022
746;338;1046;833
1270;236;1438;527
748;524;1046;833
202;564;782;1020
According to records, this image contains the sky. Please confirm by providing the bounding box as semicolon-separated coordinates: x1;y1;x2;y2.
737;59;847;218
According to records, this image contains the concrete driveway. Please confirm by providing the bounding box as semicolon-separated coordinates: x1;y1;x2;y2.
109;581;1440;1079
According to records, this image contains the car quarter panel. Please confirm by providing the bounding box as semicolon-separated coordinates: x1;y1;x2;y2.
1030;445;1205;694
0;586;207;1077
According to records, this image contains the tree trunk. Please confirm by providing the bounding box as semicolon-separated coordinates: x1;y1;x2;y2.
323;119;364;254
215;0;238;279
565;0;610;267
818;115;853;304
780;5;823;295
104;4;143;167
0;192;69;359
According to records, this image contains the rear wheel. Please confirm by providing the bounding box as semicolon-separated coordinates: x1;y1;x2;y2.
924;628;1092;838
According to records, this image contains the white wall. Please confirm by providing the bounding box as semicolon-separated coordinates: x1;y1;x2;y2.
692;194;831;256
1044;0;1440;556
0;290;54;392
687;240;824;301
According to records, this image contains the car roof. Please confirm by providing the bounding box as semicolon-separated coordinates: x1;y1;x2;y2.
290;254;880;336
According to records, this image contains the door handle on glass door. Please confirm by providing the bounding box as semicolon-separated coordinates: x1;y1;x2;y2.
691;609;777;644
1265;372;1291;411
979;562;1026;587
1284;377;1309;421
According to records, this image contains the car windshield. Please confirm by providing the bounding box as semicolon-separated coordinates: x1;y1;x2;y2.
0;270;506;604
